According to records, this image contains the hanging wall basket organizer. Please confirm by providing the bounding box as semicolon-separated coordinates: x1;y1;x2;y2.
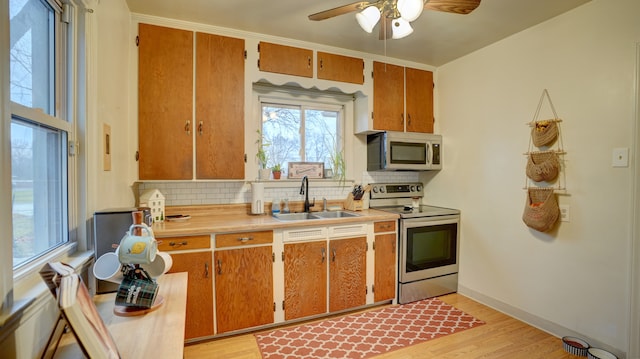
526;150;560;182
522;187;560;232
522;89;567;232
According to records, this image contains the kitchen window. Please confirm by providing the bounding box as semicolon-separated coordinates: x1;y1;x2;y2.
9;0;73;269
260;100;344;176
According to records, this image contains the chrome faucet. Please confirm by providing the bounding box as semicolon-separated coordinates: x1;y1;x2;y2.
300;176;315;212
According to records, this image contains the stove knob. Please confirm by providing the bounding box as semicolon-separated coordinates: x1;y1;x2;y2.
380;187;386;193
410;185;416;192
372;186;378;193
417;185;422;192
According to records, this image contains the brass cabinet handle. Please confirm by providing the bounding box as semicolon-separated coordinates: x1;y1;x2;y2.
319;58;323;70
321;247;326;263
169;241;188;247
185;120;191;135
216;259;222;275
332;248;336;262
205;262;209;278
407;113;412;126
237;236;254;243
400;113;404;125
307;56;311;68
198;121;203;135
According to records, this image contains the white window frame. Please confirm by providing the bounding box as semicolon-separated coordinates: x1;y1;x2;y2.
1;0;86;321
253;83;355;182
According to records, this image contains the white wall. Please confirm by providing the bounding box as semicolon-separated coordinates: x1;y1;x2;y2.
429;0;639;355
88;0;135;212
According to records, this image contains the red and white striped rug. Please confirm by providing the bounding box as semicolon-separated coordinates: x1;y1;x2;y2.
254;297;485;359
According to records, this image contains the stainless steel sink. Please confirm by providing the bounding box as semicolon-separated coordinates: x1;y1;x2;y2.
272;212;319;221
272;211;360;221
311;211;360;219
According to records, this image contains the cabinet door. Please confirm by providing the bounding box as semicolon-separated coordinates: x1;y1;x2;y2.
317;52;364;84
405;67;434;133
329;237;367;312
374;233;397;302
214;246;274;333
167;251;214;339
195;33;245;179
258;42;313;78
373;61;405;131
284;241;327;320
138;23;193;180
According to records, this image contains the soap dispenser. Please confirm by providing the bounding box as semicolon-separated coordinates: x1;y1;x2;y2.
272;198;280;215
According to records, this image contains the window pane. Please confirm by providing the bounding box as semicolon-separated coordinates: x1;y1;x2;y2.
11;118;67;268
305;109;338;168
262;104;301;171
10;0;55;114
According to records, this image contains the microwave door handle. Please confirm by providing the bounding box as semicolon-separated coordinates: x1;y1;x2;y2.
426;143;431;165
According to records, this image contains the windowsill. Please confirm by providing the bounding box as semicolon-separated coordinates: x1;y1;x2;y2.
253;178;354;188
2;249;94;331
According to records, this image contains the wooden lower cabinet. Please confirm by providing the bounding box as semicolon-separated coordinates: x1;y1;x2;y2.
329;237;367;312
214;246;274;333
167;251;214;339
284;241;327;320
374;233;397;302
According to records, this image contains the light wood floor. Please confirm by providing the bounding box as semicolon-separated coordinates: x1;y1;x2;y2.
184;293;576;359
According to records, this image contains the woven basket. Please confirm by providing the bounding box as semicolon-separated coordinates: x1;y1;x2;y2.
526;151;560;182
531;120;558;147
522;188;559;232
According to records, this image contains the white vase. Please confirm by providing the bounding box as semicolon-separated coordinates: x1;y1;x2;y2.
259;168;271;180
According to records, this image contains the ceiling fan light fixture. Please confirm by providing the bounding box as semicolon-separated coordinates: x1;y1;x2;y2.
397;0;424;22
391;17;413;39
355;6;381;33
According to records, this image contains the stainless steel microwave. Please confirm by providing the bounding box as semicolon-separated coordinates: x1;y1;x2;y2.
367;131;442;171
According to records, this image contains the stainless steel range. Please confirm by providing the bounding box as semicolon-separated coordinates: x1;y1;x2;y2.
369;183;460;304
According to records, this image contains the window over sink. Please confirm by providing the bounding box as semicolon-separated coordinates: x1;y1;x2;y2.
256;84;350;179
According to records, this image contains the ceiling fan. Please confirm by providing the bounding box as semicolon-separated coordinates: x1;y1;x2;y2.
309;0;481;40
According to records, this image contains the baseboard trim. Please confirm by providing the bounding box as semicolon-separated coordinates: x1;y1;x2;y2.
457;285;626;359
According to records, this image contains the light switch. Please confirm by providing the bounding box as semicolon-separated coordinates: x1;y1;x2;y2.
612;147;629;168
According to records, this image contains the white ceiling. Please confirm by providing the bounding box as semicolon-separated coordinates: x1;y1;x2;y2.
125;0;591;66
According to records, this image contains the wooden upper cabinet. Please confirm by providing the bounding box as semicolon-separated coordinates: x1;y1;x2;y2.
138;23;194;180
405;68;434;133
138;24;246;180
373;61;405;132
258;42;313;78
317;52;364;84
195;32;245;179
372;61;435;133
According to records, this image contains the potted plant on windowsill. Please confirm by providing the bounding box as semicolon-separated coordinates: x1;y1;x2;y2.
256;130;271;180
271;163;282;180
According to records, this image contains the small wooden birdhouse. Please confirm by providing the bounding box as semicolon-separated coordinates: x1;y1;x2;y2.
139;189;165;222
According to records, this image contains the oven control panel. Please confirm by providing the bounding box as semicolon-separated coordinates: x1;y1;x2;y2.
369;183;424;199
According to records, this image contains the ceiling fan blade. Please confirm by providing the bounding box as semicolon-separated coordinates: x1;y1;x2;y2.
424;0;481;15
378;16;392;40
308;1;375;21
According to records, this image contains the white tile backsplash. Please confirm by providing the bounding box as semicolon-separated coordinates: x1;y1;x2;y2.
137;171;419;206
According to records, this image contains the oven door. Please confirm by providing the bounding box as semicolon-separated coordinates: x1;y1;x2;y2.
399;215;459;283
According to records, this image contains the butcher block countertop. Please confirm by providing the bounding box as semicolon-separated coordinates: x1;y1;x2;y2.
153;204;399;237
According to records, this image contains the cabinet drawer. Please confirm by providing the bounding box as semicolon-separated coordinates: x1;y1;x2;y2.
216;230;273;248
157;235;211;251
374;221;396;233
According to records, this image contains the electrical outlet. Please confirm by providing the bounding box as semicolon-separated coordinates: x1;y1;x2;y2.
612;147;629;167
559;205;570;222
